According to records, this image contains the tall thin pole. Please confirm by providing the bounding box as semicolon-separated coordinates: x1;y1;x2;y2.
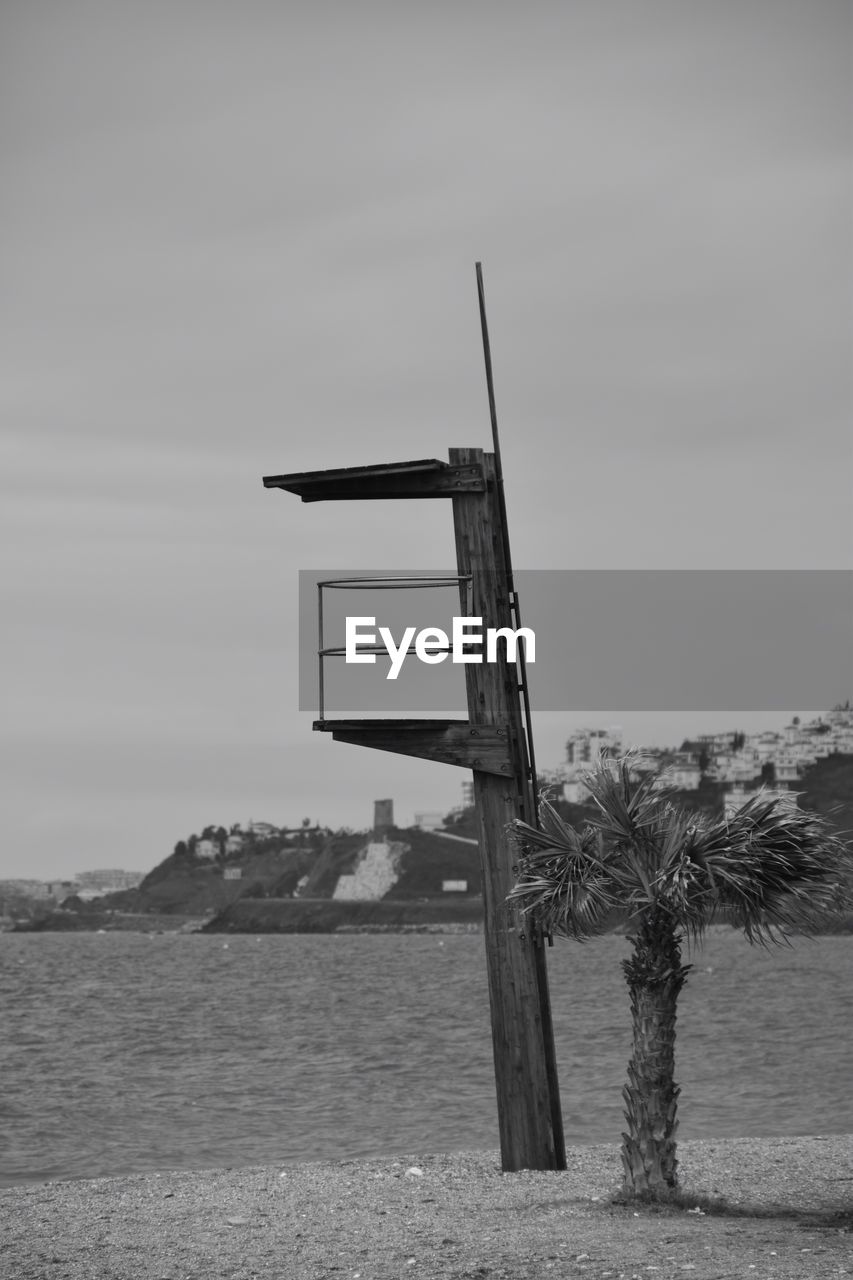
475;265;511;576
474;263;539;816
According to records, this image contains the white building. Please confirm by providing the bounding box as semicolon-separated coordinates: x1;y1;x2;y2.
661;763;701;791
565;726;623;772
563;779;591;805
413;811;444;831
725;784;801;818
710;751;763;784
74;869;145;891
539;765;570;791
774;754;804;784
250;821;279;838
748;732;783;762
0;879;56;900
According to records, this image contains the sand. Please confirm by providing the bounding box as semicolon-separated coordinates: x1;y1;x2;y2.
2;1135;851;1279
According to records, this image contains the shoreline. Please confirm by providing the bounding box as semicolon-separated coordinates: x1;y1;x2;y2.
3;1135;850;1279
10;916;853;936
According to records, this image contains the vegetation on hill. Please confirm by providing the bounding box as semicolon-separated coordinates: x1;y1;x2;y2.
19;822;485;930
383;827;481;899
796;754;853;846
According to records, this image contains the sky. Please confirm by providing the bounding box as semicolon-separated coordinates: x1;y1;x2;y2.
2;2;850;881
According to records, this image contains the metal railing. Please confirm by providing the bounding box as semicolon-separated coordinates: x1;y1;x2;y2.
316;574;473;721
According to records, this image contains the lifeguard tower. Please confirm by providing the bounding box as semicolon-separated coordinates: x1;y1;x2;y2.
264;267;565;1172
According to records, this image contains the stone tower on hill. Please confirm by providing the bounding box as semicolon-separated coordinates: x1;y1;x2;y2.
373;799;393;834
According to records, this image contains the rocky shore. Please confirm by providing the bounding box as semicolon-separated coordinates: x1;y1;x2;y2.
2;1135;850;1279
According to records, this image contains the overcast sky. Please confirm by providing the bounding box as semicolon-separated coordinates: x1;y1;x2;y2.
2;3;850;881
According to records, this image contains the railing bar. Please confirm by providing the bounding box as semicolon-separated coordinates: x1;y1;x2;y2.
317;576;472;589
319;644;465;657
316;573;477;717
318;581;325;722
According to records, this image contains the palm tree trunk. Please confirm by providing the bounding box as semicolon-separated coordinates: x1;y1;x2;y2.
620;910;690;1196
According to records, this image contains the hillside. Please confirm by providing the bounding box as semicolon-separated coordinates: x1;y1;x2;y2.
102;845;318;917
18;822;483;932
296;832;375;898
16;754;851;934
383;827;482;898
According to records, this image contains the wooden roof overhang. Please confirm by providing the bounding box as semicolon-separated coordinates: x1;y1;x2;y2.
262;457;485;501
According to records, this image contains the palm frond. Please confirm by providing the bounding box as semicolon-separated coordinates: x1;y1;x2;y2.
507;762;851;947
507;799;616;940
698;790;851;944
580;752;673;848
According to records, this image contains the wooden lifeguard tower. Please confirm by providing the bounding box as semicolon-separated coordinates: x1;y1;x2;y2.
263;267;565;1172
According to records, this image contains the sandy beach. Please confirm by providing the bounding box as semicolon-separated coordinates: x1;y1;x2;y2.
2;1135;851;1279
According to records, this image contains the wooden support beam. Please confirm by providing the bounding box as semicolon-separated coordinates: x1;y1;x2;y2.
313;719;515;775
450;447;565;1173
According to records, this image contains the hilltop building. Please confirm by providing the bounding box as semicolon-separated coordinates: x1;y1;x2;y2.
414;811;444;831
373;799;394;835
75;869;145;892
560;726;624;802
557;705;852;810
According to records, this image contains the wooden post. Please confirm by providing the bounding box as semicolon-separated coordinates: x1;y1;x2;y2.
450;446;564;1172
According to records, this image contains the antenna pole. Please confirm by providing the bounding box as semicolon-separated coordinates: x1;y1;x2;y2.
475;263;512;580
474;263;540;820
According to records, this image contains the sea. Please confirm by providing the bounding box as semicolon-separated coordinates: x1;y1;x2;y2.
1;929;852;1187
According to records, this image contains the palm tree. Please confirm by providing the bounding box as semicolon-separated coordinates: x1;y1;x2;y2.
508;753;851;1199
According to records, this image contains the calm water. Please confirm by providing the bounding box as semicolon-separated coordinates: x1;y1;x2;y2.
1;930;851;1186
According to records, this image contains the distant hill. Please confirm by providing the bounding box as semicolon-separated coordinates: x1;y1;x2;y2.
18;822;483;932
16;754;851;934
102;845;318;917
